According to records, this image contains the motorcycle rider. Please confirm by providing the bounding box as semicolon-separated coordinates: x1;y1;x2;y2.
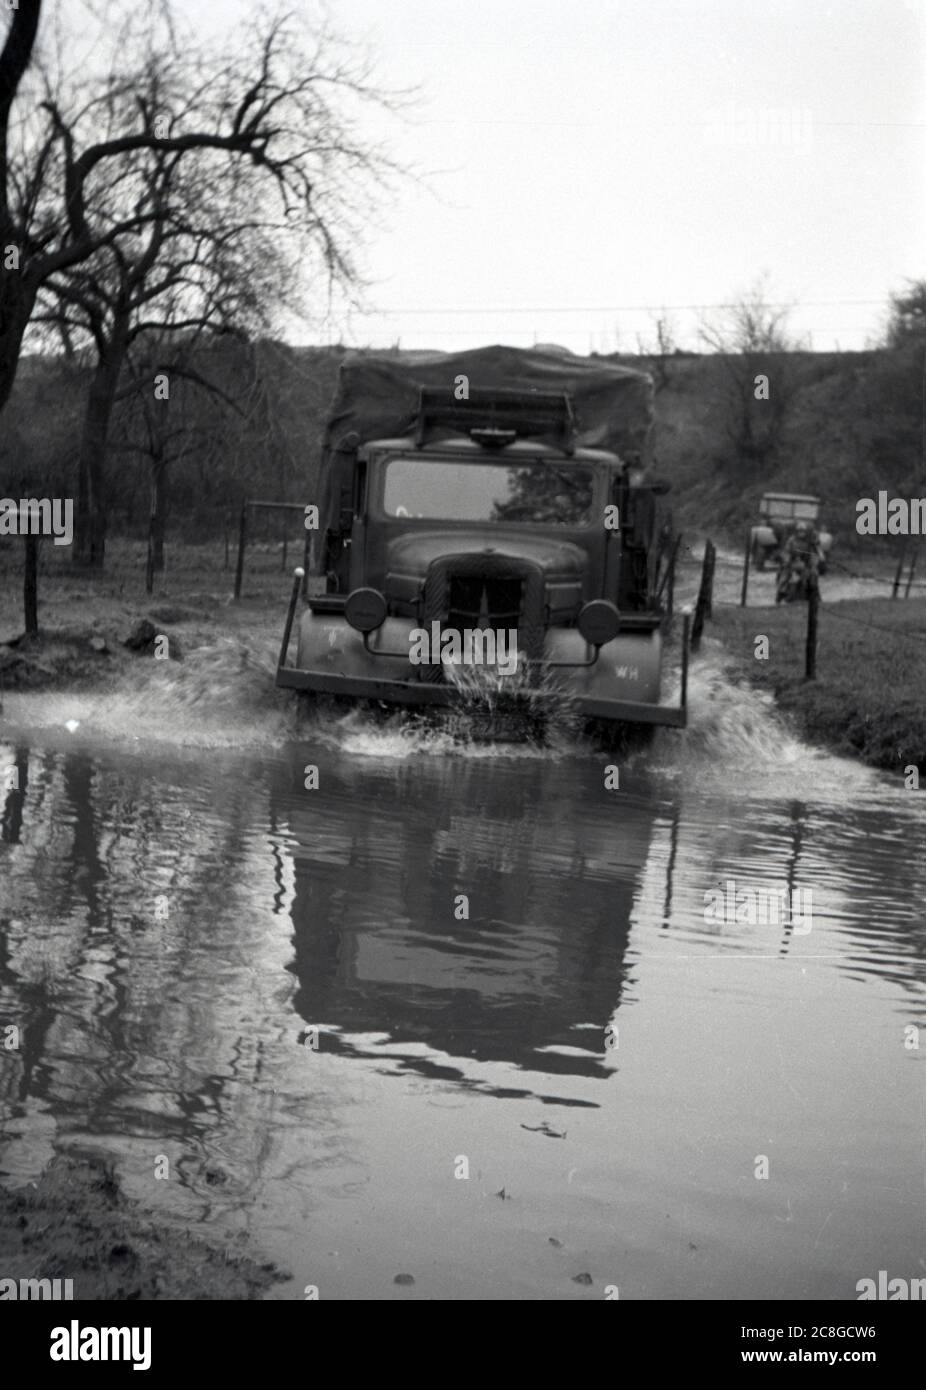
776;520;820;603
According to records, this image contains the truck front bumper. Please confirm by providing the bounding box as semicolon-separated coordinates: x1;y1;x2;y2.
276;598;688;729
276;662;686;727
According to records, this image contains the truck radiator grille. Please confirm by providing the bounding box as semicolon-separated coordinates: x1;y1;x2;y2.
421;553;546;682
447;574;522;631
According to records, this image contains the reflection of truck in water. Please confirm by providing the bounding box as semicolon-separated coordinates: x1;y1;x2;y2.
276;346;688;740
273;755;661;1081
750;493;833;574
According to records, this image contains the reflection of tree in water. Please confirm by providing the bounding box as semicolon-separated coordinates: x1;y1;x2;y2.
686;793;926;995
491;463;593;525
0;748;292;1208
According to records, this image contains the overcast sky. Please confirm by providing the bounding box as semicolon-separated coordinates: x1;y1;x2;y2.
162;1;926;352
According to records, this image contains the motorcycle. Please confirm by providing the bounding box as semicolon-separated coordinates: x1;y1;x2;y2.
775;552;820;604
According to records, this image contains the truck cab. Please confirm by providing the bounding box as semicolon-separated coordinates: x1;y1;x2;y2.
277;367;687;735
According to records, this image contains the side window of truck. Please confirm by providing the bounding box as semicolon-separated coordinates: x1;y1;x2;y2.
353;459;367;518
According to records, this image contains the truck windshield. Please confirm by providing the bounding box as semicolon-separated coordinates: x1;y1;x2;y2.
383;457;595;525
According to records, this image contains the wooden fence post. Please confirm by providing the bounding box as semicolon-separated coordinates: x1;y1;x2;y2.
234;502;248;601
740;529;751;607
892;549;906;598
656;532;682;621
24;534;39;636
805;571;819;679
302;529;312;599
691;540;716;651
703;538;716;619
904;545;919;598
667;533;681;621
145;529;155;595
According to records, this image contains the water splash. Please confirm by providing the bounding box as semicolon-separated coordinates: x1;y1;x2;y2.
440;657;581;745
649;638;893;802
2;636;297;749
306;703;566;761
0;630;907;804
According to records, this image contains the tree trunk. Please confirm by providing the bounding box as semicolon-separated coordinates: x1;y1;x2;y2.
0;265;38;416
75;449;91;561
73;317;130;568
0;0;43;410
149;451;168;572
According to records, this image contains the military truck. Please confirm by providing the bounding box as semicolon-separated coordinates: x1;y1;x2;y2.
750;492;833;574
276;346;688;738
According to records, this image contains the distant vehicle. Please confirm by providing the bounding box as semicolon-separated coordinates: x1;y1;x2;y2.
275;347;688;741
775;521;820;604
750;493;833;575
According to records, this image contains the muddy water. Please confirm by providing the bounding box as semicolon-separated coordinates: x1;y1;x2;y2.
1;650;924;1300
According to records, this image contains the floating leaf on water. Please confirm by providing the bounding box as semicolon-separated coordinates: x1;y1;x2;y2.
521;1122;566;1138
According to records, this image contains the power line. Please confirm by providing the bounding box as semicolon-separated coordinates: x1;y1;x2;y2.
345;326;878;340
356;299;886;317
415;118;926;131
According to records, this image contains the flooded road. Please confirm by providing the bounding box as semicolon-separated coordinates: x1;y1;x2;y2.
1;656;924;1300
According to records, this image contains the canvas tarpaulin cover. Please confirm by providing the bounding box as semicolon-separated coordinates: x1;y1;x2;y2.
319;345;655;536
322;344;653;459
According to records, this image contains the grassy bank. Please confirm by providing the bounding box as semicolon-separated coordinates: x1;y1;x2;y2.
712;597;926;775
0;539;298;690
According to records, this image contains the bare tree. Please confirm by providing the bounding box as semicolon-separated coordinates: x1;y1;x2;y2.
0;0;401;422
35;159;287;563
698;278;803;472
635;311;678;393
114;355;239;591
885;281;926;348
882;280;926;476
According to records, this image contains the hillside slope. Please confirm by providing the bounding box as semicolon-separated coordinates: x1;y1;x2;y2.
2;343;920;557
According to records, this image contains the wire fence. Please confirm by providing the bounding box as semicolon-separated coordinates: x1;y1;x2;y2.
810;602;926;646
827;556;926;591
683;531;926;681
683;547;926;591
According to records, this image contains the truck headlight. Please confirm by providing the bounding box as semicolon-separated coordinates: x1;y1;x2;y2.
577;599;621;646
345;587;388;633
